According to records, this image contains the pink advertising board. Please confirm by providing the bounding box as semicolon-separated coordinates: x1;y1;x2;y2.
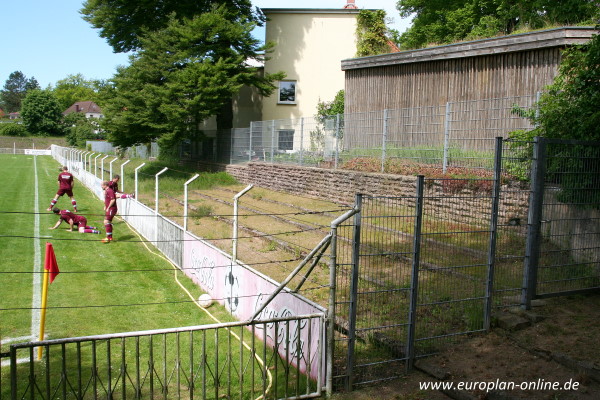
182;232;325;380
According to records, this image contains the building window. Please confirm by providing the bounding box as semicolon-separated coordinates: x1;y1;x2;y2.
278;81;296;104
278;130;294;151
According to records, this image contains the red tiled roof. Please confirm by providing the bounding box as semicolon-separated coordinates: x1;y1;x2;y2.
63;101;102;115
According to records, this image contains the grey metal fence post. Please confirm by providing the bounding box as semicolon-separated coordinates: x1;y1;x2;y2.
345;194;363;391
381;109;388;173
406;175;425;372
443;102;451;173
326;207;360;397
300;117;304;166
271;120;276;163
522;137;547;309
248;122;253;162
484;137;503;330
334;114;340;169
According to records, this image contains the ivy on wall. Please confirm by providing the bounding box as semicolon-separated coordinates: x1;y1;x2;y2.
356;10;391;57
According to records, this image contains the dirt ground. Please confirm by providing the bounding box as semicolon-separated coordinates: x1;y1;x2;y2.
332;292;600;400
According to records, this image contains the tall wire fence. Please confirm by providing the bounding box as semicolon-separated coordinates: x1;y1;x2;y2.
230;95;538;172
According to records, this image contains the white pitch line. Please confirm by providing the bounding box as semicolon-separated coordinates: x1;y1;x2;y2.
31;155;42;341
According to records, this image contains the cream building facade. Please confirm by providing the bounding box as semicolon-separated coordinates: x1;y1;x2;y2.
260;6;360;122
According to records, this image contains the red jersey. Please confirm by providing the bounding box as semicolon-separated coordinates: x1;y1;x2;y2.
59;210;86;225
104;187;117;210
58;172;74;190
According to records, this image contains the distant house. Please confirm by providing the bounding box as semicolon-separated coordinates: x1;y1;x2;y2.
9;112;20;120
63;101;103;119
0;108;5;118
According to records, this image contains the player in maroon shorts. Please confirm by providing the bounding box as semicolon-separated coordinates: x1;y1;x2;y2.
108;174;134;199
101;181;118;243
49;208;100;234
47;166;78;212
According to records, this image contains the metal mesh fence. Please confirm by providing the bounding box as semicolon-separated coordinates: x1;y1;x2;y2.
231;94;539;173
529;139;600;298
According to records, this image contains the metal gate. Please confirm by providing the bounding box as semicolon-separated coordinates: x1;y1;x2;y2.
523;138;600;305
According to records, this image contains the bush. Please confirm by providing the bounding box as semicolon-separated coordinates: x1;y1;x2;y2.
0;122;28;137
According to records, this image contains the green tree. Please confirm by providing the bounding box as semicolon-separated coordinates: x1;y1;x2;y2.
396;0;600;49
21;90;64;136
64;112;103;147
100;6;282;150
52;74;102;111
507;31;600;203
356;10;392;57
0;71;38;113
81;0;259;53
532;32;600;141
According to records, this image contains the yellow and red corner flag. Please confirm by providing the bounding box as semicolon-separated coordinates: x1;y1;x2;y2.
44;242;60;283
38;242;59;360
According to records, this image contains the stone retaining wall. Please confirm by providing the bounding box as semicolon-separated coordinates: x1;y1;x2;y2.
222;162;530;228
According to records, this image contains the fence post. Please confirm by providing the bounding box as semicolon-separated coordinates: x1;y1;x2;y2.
406;175;425;372
109;157;118;180
94;154;101;178
381;109;389;173
120;160;131;192
484;138;503;330
134;163;146;202
334;114;340;169
248;122;253;162
154;168;169;245
345;194;363;391
100;155;109;181
271;120;276;163
326;207;360;397
183;174;200;231
300;117;304;166
522;137;547;309
443;102;451;173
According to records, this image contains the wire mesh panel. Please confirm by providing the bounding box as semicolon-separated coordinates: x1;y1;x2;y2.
334;195;417;389
446;96;537;169
532;139;600;297
414;178;495;357
494;139;532;306
230;127;251;164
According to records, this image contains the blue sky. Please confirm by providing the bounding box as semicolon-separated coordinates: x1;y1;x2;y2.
0;0;411;89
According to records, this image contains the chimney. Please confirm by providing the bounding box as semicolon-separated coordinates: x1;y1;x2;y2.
344;0;358;9
75;104;80;112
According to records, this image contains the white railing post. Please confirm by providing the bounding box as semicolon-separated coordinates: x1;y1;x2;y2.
100;155;109;182
134;163;146;200
94;154;102;178
183;174;200;231
155;167;169;245
109;157;118;180
232;185;254;264
87;152;94;173
120;160;131;192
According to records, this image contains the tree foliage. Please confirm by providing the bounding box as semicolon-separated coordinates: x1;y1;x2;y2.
99;6;282;150
507;31;600;204
52;74;102;111
21;90;64;136
81;0;259;53
356;10;391;57
0;71;40;113
532;32;600;141
64;112;103;147
396;0;600;49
